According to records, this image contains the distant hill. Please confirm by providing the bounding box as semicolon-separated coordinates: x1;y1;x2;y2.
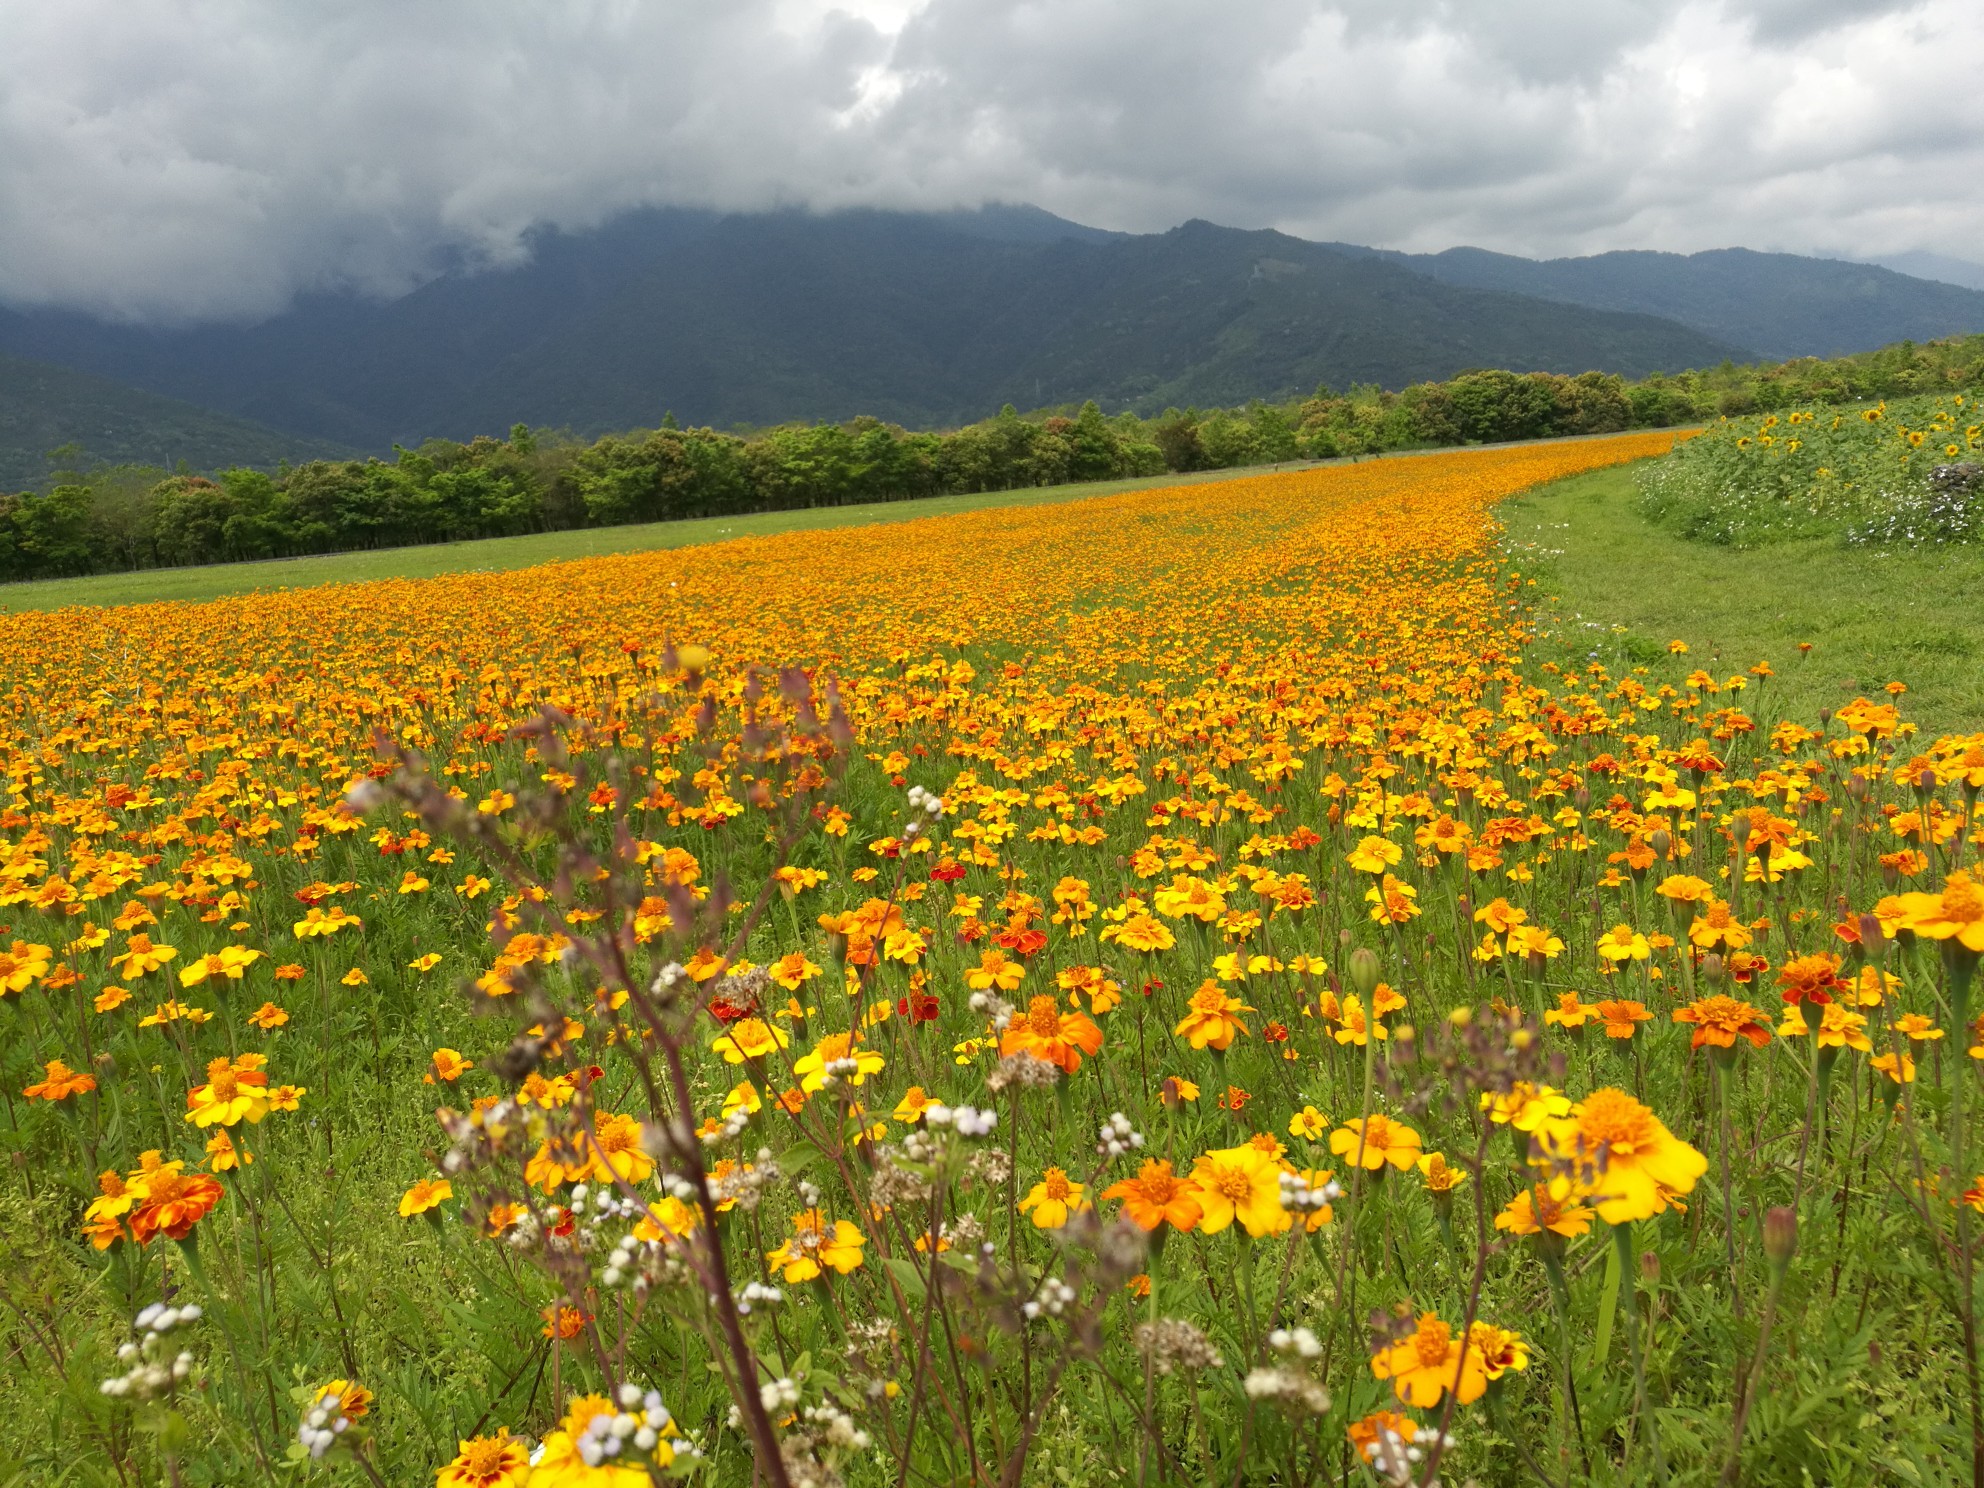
0;352;354;490
1335;244;1984;362
1869;252;1984;294
0;209;1743;448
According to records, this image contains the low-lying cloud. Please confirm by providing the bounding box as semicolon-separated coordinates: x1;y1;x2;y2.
0;0;1971;322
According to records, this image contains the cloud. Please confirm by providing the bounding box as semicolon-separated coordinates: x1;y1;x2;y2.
0;0;1973;322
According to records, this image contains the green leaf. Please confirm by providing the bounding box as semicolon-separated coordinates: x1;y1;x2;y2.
1588;1237;1620;1373
882;1256;928;1302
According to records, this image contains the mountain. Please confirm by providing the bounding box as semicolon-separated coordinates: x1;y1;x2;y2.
1868;252;1984;294
0;209;1743;448
1333;244;1984;362
0;351;354;490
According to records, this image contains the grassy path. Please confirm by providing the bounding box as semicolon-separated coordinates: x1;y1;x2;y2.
1501;464;1984;733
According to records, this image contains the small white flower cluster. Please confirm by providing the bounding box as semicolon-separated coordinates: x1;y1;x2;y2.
1021;1278;1077;1321
570;1384;678;1468
967;991;1015;1031
600;1231;659;1291
797;1179;824;1208
814;1054;862;1090
802;1403;872;1450
901;787;946;842
709;1150;779;1212
735;1281;785;1316
99;1302;201;1401
297;1385;357;1459
1241;1365;1330;1415
1365;1424;1455;1485
651;961;687;997
759;1376;801;1412
924;1103;997;1137
703;1106;752;1144
1096;1112;1145;1157
1278;1171;1341;1214
1266;1325;1322;1359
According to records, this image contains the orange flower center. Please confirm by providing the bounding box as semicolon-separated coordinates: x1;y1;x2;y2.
1042;1171;1071;1201
208;1070;240;1102
1576;1089;1657;1152
1190;985;1228;1014
1943;877;1984;924
1412;1319;1453;1367
460;1437;512;1474
1207;1164;1253;1202
1027;996;1061;1036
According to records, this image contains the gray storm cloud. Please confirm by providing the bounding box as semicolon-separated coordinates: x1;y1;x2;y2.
0;0;1970;322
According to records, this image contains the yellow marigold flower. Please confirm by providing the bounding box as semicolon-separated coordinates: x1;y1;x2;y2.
793;1032;886;1092
1018;1168;1090;1229
184;1054;272;1128
1596;924;1651;962
1417;1151;1466;1194
110;934;177;979
399;1177;453;1217
1544;993;1599;1030
409;952;443;972
1330;1114;1422;1171
1535;1087;1707;1224
712;1017;789;1064
1173;980;1252;1050
424;1048;472;1084
1346;835;1403;873
1288;1105;1328;1141
1371;1312;1486;1408
1190;1145;1289;1237
766;1207;865;1282
436;1428;532;1488
1895;871;1984;955
1495;1182;1593;1238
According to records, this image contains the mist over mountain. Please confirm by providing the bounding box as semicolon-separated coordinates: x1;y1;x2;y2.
2;206;1982;459
0;208;1739;450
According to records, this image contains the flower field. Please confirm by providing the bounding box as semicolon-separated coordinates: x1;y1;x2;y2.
5;428;1984;1485
1638;392;1984;547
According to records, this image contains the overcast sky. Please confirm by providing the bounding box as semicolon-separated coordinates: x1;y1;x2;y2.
0;0;1976;323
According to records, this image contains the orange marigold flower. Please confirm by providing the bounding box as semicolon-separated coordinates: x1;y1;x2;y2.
23;1059;96;1102
1101;1159;1203;1233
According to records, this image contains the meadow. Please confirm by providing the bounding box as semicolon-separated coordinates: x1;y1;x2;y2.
4;428;1984;1488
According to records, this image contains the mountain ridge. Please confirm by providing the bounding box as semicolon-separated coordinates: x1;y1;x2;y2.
0;209;1748;449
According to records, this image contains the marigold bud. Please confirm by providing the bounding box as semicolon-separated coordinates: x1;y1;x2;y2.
1346;948;1381;1000
1700;953;1725;987
1763;1205;1798;1268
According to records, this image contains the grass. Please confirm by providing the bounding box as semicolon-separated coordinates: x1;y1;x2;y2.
0;459;1345;614
1501;463;1984;734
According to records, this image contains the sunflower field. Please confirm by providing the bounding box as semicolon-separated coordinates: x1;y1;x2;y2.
1638;392;1984;547
4;430;1984;1487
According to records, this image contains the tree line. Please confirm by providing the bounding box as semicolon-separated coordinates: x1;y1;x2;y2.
5;334;1982;583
